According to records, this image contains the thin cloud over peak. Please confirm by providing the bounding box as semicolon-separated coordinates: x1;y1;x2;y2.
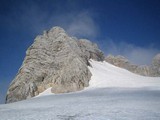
104;40;160;65
8;2;99;39
66;12;99;38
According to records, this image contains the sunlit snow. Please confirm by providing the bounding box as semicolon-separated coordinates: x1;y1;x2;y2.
0;60;160;120
88;60;160;88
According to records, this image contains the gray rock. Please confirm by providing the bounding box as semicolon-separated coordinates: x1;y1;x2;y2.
105;54;160;77
78;39;104;62
150;54;160;76
105;55;130;68
152;54;160;67
6;26;104;103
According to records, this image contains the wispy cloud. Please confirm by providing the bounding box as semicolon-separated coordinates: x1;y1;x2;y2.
66;12;99;38
104;40;160;65
6;1;99;39
47;11;99;39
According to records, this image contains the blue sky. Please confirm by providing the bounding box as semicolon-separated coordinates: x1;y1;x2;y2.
0;0;160;103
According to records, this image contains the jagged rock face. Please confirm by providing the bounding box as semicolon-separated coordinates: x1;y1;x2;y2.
105;55;130;68
6;27;104;103
105;55;138;73
105;54;159;77
78;39;104;62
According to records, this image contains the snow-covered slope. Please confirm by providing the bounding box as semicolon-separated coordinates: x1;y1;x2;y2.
88;60;160;88
37;60;160;97
0;60;160;120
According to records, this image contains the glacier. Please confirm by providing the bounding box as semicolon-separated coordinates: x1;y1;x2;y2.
0;60;160;120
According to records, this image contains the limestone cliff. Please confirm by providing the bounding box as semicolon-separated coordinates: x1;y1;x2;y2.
6;27;104;103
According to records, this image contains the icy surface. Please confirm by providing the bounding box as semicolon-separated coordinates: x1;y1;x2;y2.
0;60;160;120
88;60;160;88
0;88;160;120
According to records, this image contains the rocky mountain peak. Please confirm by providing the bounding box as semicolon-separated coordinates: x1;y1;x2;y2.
6;26;159;103
35;26;67;41
47;26;66;37
6;26;104;103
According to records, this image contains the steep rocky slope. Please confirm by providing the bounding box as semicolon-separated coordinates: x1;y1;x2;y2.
6;27;104;103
